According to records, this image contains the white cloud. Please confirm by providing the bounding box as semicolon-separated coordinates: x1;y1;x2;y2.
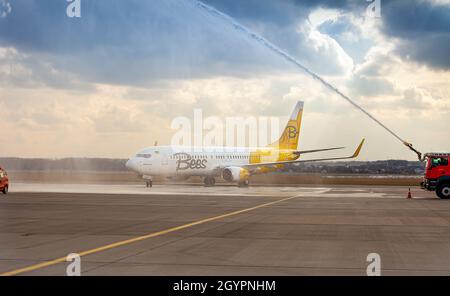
0;0;11;18
308;8;341;27
299;21;354;76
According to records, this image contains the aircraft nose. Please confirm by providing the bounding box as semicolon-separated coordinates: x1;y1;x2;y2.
126;158;138;171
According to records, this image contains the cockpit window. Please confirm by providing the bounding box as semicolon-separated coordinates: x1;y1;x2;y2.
136;153;152;158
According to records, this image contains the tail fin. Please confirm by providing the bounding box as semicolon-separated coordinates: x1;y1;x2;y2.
270;101;304;150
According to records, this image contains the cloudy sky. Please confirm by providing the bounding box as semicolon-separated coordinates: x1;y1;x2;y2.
0;0;449;160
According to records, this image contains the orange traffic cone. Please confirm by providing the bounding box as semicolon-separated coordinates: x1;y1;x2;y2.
407;188;412;199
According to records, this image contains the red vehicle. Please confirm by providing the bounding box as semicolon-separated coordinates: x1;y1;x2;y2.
0;166;8;195
421;153;450;199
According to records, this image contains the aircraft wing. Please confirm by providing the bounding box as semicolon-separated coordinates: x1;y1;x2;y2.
243;139;365;170
293;146;344;155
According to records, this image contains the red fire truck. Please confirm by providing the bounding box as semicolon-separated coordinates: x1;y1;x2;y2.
0;166;8;195
421;153;450;199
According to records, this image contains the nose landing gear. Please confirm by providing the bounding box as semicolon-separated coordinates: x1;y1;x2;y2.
143;175;153;188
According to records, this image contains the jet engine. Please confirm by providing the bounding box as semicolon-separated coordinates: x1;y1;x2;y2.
222;167;250;182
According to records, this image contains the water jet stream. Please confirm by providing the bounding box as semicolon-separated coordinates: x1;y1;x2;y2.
192;0;422;160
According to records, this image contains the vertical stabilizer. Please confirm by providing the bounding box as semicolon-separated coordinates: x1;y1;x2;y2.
270;101;304;150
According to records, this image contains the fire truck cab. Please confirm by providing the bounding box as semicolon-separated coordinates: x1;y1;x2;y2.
421;153;450;199
0;166;8;195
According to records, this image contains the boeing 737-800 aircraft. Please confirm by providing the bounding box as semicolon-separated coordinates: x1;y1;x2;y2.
126;101;365;187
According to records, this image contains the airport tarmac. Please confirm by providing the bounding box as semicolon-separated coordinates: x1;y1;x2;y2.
1;183;449;276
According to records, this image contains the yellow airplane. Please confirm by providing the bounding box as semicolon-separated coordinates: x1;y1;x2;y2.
126;101;365;187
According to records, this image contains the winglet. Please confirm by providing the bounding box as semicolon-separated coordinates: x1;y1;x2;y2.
351;138;365;158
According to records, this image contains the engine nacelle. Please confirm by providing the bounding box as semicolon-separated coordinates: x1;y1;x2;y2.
222;167;250;182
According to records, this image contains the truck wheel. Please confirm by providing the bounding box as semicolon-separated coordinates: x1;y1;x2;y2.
2;186;8;195
436;183;450;199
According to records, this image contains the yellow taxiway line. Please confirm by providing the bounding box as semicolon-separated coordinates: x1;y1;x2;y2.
1;194;299;276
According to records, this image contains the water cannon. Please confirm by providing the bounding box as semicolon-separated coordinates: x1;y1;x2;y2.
402;141;424;162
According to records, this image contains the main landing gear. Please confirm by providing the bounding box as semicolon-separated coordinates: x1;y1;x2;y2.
238;179;249;188
204;176;216;187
